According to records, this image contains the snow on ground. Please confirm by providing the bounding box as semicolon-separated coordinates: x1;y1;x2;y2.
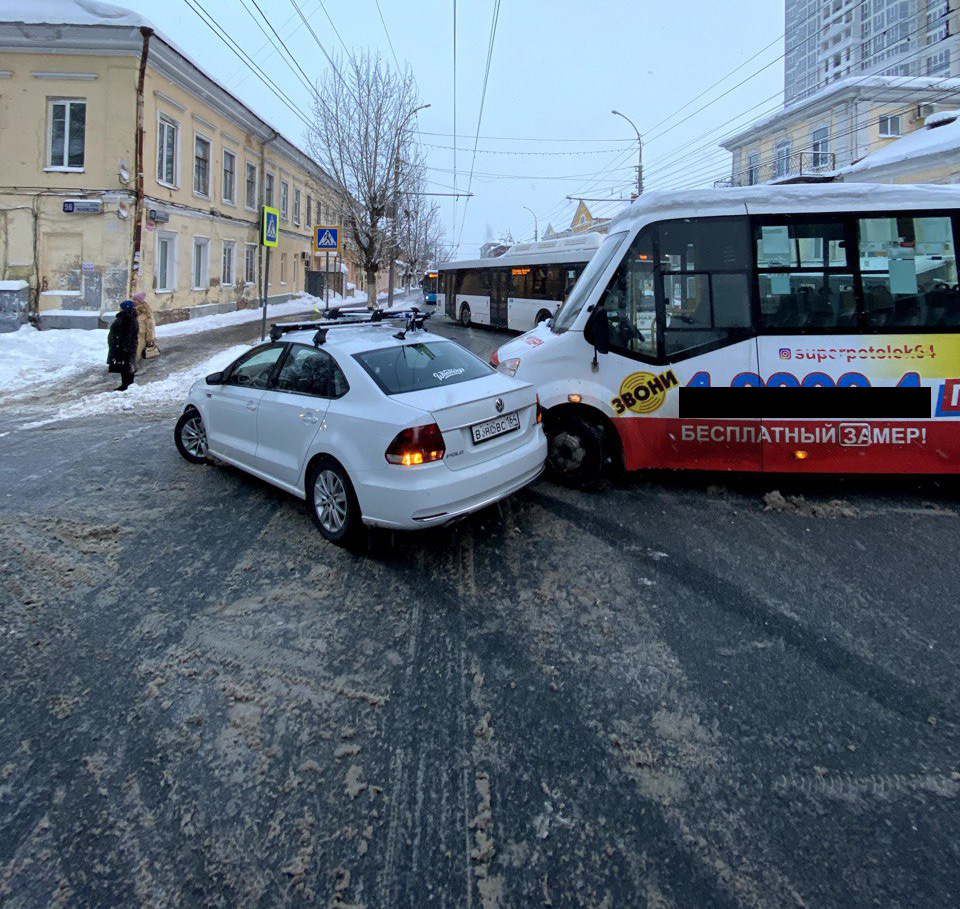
0;325;109;397
19;344;253;429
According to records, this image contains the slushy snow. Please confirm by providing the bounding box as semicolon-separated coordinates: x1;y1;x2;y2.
0;325;109;397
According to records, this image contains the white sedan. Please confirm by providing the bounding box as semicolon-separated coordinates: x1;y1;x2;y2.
174;317;546;544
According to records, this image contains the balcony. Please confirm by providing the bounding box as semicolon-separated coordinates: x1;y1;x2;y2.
718;151;838;188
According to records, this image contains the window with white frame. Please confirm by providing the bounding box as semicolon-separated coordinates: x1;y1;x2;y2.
244;244;258;284
746;152;760;185
879;114;901;137
48;98;86;169
306;194;312;228
293;188;301;226
265;173;275;207
194;136;211;196
811;126;830;167
222;150;236;204
222;240;236;286
280;252;287;284
245;162;258;209
155;231;177;292
774;140;792;177
280;181;289;221
192;237;210;289
157;116;178;185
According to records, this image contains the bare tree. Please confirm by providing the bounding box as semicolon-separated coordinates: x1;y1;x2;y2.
306;52;422;301
397;154;444;293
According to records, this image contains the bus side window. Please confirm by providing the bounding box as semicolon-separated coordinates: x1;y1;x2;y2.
599;228;657;359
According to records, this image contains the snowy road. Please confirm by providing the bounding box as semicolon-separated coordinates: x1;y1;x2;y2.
1;319;960;907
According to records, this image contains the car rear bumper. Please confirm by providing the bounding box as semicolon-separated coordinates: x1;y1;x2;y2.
356;430;547;529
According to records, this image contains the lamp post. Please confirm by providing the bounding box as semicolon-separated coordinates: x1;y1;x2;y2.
612;109;643;197
387;102;430;308
522;205;538;241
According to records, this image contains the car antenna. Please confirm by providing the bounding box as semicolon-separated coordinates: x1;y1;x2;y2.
313;327;328;347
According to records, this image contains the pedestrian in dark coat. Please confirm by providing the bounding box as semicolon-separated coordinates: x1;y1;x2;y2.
107;299;140;391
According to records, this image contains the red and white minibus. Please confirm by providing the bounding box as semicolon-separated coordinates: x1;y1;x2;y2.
492;183;960;486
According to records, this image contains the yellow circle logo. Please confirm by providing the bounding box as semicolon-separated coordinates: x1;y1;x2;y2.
613;370;676;415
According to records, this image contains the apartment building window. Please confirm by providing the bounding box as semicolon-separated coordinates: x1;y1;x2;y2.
280;181;289;221
221;240;236;287
157;116;178;186
811;126;830;167
280;252;287;284
293;188;301;226
244;244;258;285
746;152;760;186
245;163;258;210
48;98;86;170
265;173;275;207
306;193;312;228
222;150;236;204
194;136;211;196
879;114;901;137
155;231;177;292
192;237;210;289
927;50;951;76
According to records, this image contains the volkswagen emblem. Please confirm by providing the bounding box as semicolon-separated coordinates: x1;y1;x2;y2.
495;398;504;413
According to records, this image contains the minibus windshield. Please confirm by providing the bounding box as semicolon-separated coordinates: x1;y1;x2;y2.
551;231;629;333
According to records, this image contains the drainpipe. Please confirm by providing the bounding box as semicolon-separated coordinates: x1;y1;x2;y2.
129;26;153;294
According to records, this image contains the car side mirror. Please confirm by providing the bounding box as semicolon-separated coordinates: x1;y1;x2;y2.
205;371;224;385
584;306;610;355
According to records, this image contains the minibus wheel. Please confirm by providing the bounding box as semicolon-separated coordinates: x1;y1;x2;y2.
546;411;606;490
535;309;552;327
459;303;471;326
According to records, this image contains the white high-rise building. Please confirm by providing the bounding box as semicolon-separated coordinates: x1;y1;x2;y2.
785;0;959;105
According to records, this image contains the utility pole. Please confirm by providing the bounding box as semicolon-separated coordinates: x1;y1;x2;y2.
612;109;643;196
522;205;538;241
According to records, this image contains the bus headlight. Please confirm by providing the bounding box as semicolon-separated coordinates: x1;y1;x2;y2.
497;357;521;377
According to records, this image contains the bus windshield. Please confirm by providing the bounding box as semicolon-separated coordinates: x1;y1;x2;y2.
552;231;629;333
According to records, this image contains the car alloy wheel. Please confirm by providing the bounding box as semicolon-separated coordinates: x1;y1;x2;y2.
314;468;348;533
181;415;207;458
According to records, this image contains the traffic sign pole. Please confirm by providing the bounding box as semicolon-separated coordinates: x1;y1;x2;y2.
260;249;271;341
325;251;330;311
259;205;279;341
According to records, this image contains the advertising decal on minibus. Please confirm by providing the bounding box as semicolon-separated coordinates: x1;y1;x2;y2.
611;370;678;415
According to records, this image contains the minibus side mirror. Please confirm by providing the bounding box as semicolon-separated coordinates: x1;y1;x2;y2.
585;306;610;355
205;371;224;385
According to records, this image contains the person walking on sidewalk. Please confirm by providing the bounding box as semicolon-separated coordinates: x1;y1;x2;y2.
131;291;159;361
107;299;140;391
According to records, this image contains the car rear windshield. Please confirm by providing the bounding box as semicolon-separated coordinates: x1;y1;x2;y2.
353;340;492;395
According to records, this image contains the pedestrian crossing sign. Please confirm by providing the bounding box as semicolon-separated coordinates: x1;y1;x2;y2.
261;206;279;248
314;225;340;253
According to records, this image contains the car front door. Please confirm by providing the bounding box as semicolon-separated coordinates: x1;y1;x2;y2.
204;344;285;466
254;344;347;487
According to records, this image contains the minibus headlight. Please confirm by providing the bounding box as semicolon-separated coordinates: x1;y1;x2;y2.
497;357;521;377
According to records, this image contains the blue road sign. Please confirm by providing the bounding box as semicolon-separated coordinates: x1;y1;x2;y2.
261;206;279;247
314;225;340;252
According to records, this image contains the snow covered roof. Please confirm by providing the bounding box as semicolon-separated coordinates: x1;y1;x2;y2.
605;183;960;234
840;113;960;178
0;0;152;28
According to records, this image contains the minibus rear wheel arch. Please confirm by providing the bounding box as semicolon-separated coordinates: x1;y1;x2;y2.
544;403;623;490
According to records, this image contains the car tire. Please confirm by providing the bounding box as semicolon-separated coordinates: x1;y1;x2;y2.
307;458;362;546
535;309;552;327
175;408;209;464
546;411;608;490
459;303;471;326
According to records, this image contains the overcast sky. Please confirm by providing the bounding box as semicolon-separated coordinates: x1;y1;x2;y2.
121;0;786;259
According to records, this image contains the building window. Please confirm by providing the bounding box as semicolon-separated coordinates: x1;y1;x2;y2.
222;150;236;204
746;152;760;185
280;181;289;221
316;199;323;224
194;135;211;196
265;173;275;208
774;140;792;177
222;240;236;286
811;126;830;167
192;237;210;289
155;231;177;292
245;162;258;210
245;244;258;285
306;194;312;228
878;114;901;137
280;252;287;284
157;116;178;186
48;98;86;169
293;188;301;226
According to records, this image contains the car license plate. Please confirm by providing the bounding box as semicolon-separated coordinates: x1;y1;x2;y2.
471;411;520;444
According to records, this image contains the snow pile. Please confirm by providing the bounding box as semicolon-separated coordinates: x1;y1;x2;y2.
20;343;252;429
0;279;29;291
841;115;960;176
156;297;332;339
0;325;108;396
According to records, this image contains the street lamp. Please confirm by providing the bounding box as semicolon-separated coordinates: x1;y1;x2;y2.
612;109;643;197
522;205;538;242
387;102;431;307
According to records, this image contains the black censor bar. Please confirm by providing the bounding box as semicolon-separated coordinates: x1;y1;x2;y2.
679;386;932;419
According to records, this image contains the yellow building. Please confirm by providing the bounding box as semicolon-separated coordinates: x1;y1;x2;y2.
0;1;356;331
720;76;960;189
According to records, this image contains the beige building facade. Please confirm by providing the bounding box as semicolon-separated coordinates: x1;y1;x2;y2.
0;4;357;331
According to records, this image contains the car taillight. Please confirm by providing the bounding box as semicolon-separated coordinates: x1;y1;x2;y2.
385;423;446;465
536;395;542;424
489;349;500;368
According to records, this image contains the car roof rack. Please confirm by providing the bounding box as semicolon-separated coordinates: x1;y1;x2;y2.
268;308;432;344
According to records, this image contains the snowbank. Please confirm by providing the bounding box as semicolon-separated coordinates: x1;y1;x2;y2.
20;344;252;429
0;325;108;396
155;296;333;338
0;279;29;291
840;114;960;177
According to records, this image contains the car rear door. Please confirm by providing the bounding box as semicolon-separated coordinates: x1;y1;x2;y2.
254;344;346;487
204;344;284;466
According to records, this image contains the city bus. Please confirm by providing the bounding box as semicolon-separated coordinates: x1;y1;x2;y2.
439;233;601;332
421;270;439;305
490;183;960;486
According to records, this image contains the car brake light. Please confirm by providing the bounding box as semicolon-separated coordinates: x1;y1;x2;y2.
536;395;543;424
490;349;500;368
385;423;446;465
